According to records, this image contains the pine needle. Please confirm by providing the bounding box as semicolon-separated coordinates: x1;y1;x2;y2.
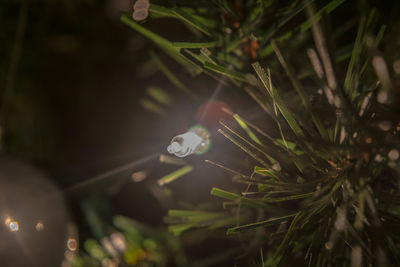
233;114;263;146
226;213;297;235
157;165;193;186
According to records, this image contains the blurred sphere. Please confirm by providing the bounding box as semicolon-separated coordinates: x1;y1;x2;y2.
0;156;70;267
134;0;149;11
195;100;233;129
133;9;149;21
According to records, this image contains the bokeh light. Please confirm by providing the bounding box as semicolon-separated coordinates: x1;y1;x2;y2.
35;221;44;232
110;232;127;253
67;238;78;252
9;221;19;232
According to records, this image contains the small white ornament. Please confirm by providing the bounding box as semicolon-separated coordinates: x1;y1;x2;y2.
167;126;210;157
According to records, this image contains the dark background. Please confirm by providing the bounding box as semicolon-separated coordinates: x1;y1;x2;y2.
0;0;256;260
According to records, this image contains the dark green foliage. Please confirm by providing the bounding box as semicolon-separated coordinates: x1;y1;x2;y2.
123;0;400;266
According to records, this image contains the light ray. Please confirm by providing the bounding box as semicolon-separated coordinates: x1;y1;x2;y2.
63;153;158;193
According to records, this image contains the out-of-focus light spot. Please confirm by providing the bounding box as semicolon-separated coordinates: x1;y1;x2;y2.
134;0;149;11
374;154;383;162
101;237;118;257
5;216;12;225
378;120;392;131
377;91;388;104
131;171;147;182
388;149;399;161
388;161;397;168
325;241;333;250
307;48;324;79
333;96;342;108
132;0;149;21
316;184;321;191
272;162;281;171
201;47;212;57
359;92;372;116
372;56;391;104
339;127;346;144
67;238;78;251
5;217;19;232
334;208;346;231
365;137;373;144
9;221;19;232
351;246;362;267
35;221;44;232
102;258;118;267
110;232;127;252
133;10;148;21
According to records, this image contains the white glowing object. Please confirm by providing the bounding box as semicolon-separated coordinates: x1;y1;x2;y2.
167;126;210;157
9;221;19;232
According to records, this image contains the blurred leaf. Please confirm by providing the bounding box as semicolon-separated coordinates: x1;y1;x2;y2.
159;154;187;165
149;51;197;98
147;86;172;106
84;239;107;260
157;165;194;186
140;98;167;116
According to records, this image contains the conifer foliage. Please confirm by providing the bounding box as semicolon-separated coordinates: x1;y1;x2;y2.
123;0;400;266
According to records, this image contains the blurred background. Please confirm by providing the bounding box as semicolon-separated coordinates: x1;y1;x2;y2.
1;0;255;266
